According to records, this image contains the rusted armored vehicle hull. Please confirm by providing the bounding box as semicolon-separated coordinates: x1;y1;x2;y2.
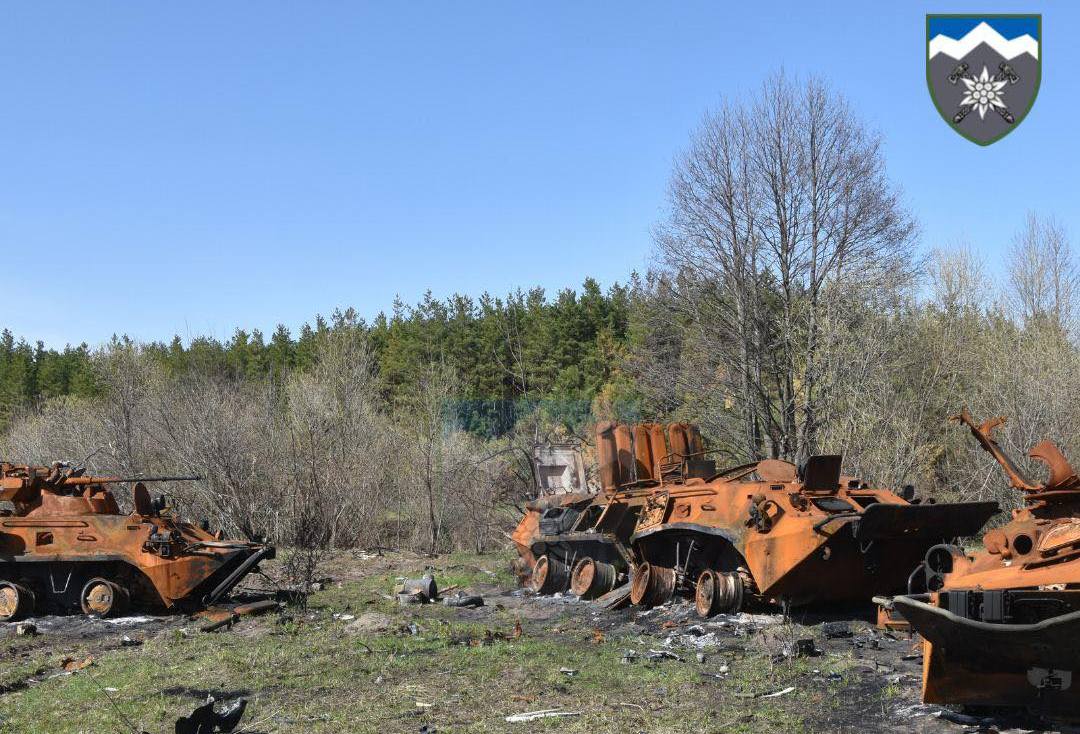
895;591;1080;716
892;410;1080;717
0;463;272;620
511;488;649;597
515;422;998;612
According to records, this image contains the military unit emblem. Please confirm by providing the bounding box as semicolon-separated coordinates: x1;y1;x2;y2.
927;15;1040;145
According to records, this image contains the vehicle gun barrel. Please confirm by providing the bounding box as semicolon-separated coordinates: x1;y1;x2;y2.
57;475;202;486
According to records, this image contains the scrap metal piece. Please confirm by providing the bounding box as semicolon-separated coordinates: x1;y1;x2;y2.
199;599;279;633
595;581;632;610
397;575;438;603
175;697;247;734
442;593;484;608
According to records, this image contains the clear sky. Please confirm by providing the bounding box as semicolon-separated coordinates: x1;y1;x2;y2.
2;2;1075;348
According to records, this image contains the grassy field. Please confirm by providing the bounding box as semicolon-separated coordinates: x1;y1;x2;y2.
0;550;895;734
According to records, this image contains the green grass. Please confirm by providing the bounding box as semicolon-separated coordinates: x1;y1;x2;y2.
0;552;847;734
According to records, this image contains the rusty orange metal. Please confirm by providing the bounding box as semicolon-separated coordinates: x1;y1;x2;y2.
513;421;998;614
0;462;273;620
892;409;1080;718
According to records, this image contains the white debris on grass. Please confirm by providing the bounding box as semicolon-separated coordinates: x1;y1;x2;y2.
506;709;582;723
759;685;796;699
103;616;159;626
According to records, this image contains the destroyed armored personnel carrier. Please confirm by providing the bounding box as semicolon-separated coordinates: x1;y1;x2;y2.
0;462;274;621
892;410;1080;717
515;421;999;614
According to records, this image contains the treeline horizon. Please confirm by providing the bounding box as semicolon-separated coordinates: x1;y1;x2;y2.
1;276;638;437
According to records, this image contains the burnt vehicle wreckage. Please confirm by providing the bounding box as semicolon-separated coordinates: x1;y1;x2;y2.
888;410;1080;717
0;462;273;621
514;421;999;616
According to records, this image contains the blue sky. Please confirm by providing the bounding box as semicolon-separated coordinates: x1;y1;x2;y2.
2;2;1076;348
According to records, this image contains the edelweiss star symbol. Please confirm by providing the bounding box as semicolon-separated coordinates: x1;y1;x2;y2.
960;66;1009;119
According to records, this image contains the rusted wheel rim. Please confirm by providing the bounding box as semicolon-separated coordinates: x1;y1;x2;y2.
648;565;676;606
629;563;652;605
81;579;120;616
0;585;19;621
570;558;596;596
530;557;550;592
695;570;718;617
730;572;744;613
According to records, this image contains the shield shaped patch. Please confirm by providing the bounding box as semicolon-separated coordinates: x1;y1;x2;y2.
927;15;1041;145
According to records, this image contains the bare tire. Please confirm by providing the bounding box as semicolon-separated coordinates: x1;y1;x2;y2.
530;555;571;595
80;578;130;617
695;570;720;617
0;581;35;622
695;569;743;617
570;558;617;600
629;562;676;608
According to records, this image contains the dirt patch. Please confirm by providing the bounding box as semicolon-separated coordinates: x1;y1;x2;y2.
343;612;394;634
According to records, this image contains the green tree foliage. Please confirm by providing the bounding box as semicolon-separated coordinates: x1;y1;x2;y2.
0;279;634;437
0;329;97;429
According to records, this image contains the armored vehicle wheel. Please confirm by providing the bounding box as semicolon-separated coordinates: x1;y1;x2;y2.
80;578;130;617
0;581;35;622
695;570;744;617
630;562;676;608
530;555;571;595
570;558;617;600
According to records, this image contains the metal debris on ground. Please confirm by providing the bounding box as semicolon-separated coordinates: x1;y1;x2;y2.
174;696;248;734
933;709;1003;728
822;621;853;639
784;638;820;659
60;655;94;672
442;593;484;608
453;620;522;647
596;582;632;610
397;575;438;603
198;599;279;633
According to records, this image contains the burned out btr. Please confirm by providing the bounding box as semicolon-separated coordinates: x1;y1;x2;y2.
892;410;1080;717
0;462;273;620
514;422;998;614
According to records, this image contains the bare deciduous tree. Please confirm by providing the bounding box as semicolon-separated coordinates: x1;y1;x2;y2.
1008;212;1077;334
647;71;917;463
